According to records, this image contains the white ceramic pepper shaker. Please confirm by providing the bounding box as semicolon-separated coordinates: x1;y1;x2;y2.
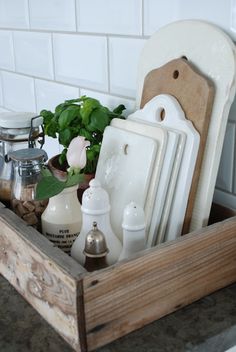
71;178;122;265
119;202;146;260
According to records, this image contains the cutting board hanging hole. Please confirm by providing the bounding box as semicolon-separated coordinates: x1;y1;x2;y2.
173;70;179;79
160;108;165;120
123;144;129;155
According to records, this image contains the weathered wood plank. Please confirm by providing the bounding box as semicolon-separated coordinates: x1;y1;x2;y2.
83;217;236;351
0;206;86;352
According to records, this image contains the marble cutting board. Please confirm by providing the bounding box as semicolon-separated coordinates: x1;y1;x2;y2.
95;125;166;241
111;117;183;247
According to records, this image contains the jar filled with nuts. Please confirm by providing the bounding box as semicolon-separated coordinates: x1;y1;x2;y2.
0;112;44;206
9;148;48;232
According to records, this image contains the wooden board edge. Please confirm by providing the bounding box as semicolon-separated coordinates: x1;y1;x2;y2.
77;279;88;352
0;206;86;351
83;216;236;351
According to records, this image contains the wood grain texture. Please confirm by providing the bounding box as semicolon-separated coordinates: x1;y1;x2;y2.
141;58;215;235
83;216;236;351
0;205;86;352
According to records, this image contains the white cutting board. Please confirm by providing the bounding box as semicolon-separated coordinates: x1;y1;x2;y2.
136;20;236;231
129;94;200;241
155;130;186;245
95;126;166;241
111;118;170;243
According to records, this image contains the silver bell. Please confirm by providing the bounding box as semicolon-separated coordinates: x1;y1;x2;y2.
83;222;109;258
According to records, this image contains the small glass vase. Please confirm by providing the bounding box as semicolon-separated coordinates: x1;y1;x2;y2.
41;185;82;255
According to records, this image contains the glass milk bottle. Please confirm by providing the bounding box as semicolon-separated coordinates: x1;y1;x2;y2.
41;185;82;255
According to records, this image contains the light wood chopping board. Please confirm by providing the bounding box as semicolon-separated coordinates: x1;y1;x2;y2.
140;57;214;234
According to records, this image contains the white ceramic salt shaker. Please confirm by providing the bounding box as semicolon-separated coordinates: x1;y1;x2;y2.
71;178;122;265
119;202;146;260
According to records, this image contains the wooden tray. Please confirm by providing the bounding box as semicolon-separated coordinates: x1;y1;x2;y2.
0;201;236;352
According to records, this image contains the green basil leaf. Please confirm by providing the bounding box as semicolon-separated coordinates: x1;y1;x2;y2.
36;176;65;200
112;104;126;115
59;128;72;147
58;108;79;129
44;117;58;138
65;173;84;188
41;166;52;178
79;128;93;141
59;149;67;165
80;98;101;125
87;107;109;132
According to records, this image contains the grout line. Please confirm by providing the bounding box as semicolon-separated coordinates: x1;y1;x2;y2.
0;71;6;107
141;0;144;36
33;78;38;113
0;27;148;40
107;36;111;94
74;0;78;31
0;69;136;101
51;33;56;80
27;0;31;29
11;31;16;72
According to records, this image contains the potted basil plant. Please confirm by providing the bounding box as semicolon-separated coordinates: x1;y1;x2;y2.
41;95;126;174
36;96;126;201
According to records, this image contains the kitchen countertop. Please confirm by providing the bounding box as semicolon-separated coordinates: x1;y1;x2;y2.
0;275;236;352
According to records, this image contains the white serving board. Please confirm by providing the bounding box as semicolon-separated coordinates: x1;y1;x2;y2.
129;94;199;241
95;125;166;241
136;20;236;231
112;118;183;247
155;130;186;245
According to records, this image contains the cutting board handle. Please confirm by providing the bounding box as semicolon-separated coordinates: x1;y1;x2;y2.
129;94;186;124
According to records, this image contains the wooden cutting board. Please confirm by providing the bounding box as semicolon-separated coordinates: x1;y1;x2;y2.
140;58;215;234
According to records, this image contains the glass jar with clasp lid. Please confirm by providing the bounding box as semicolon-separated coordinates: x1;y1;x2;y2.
9;148;48;232
0;112;44;206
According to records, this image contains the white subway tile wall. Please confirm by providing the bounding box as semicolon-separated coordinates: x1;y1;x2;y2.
35;79;79;112
109;38;146;98
53;33;108;90
1;71;36;112
0;0;235;208
29;0;76;32
13;31;54;79
0;31;15;70
76;0;142;35
0;0;29;29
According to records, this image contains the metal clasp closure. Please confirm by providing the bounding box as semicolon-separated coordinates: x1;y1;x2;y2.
28;115;45;149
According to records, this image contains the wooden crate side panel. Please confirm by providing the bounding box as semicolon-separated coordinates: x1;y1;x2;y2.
83;217;236;351
0;206;86;352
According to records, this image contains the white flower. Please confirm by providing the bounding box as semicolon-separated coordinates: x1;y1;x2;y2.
66;136;90;171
